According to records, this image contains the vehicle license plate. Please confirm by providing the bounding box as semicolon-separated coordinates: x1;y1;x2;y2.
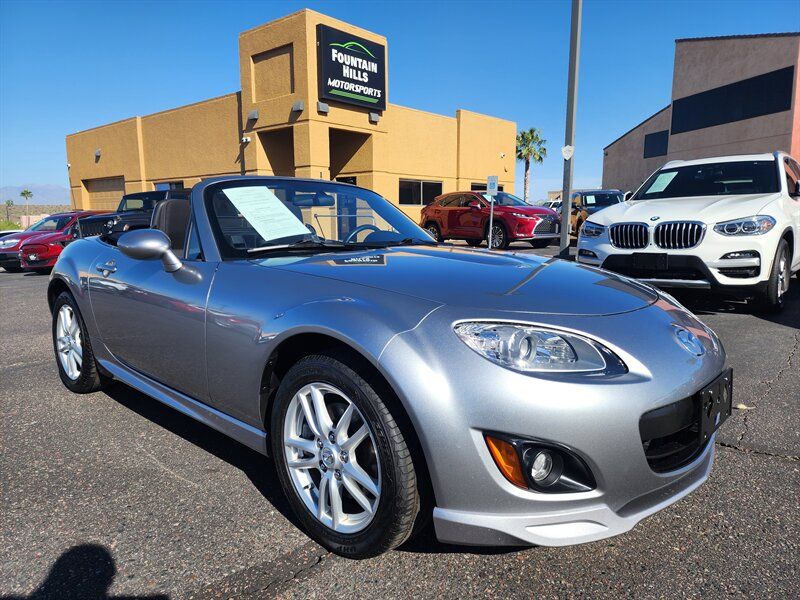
698;368;733;442
632;253;668;270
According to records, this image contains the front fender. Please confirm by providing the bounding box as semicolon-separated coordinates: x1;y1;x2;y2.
205;262;442;428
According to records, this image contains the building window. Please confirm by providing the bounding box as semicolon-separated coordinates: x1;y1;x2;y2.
155;181;185;191
399;179;442;205
470;183;504;192
643;130;669;158
671;66;794;135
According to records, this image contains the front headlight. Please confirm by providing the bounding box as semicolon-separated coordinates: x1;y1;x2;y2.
714;215;775;236
453;322;626;375
510;212;535;219
580;221;605;238
0;238;20;248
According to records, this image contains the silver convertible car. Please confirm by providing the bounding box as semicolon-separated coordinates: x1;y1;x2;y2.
49;177;732;558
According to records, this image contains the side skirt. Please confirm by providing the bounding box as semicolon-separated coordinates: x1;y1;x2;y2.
98;358;268;456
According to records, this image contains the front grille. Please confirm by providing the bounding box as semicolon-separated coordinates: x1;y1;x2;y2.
534;218;559;234
653;221;704;249
609;223;648;249
639;395;704;473
77;218;111;238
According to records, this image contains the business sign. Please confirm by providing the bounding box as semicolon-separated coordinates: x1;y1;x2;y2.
317;25;386;111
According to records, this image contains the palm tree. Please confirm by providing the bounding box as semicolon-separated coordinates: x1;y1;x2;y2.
516;128;547;203
20;189;32;225
4;199;12;222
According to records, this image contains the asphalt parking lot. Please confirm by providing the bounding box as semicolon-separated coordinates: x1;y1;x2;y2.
1;249;798;599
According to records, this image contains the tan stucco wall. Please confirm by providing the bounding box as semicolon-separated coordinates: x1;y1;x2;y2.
603;34;800;192
66;9;515;223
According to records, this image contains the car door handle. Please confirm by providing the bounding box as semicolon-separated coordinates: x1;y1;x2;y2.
96;261;117;275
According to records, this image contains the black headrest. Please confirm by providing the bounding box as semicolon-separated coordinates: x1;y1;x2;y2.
150;198;190;251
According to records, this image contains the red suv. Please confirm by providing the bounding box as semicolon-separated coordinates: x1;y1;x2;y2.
420;191;561;249
14;210;109;273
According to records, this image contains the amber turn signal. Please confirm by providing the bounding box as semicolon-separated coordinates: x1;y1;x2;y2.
485;435;527;489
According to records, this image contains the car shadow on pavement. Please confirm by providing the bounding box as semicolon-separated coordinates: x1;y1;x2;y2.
0;544;168;600
103;383;302;532
397;525;529;556
670;284;800;328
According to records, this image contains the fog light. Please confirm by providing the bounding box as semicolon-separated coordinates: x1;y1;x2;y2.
531;451;553;482
720;250;758;260
578;249;598;259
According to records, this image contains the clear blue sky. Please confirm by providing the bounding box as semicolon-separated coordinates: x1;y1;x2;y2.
1;0;798;200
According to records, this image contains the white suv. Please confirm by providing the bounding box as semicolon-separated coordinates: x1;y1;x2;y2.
577;152;800;311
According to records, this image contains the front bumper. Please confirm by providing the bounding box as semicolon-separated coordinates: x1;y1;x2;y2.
378;299;726;547
20;247;59;269
507;217;561;240
0;251;21;268
577;228;776;294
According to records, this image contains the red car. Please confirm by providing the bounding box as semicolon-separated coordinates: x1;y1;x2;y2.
419;191;561;250
12;210;109;273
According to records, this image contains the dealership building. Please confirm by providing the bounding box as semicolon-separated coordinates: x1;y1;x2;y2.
603;32;800;193
66;9;516;220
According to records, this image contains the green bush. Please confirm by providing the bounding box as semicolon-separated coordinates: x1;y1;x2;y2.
0;220;22;231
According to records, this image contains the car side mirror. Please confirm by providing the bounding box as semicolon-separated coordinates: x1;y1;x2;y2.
468;201;481;210
118;229;182;272
624;191;633;201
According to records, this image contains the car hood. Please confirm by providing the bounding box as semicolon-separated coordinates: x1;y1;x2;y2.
588;193;780;225
20;231;63;246
2;230;58;248
255;245;657;316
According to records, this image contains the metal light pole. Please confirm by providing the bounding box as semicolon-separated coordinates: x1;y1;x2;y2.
559;0;582;257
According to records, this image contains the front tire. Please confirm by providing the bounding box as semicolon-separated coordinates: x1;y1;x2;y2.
487;222;509;250
529;238;552;249
755;239;791;313
2;265;23;273
271;353;419;558
52;291;107;393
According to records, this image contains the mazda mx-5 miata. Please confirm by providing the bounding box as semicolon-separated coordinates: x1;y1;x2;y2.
49;176;732;558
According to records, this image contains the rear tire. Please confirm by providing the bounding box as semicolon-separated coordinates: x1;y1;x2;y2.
424;222;441;243
271;352;419;558
52;291;108;393
529;239;552;249
755;239;791;313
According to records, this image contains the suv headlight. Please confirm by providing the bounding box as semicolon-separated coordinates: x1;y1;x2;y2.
0;238;20;248
453;322;626;375
580;221;605;238
714;215;775;236
510;212;535;219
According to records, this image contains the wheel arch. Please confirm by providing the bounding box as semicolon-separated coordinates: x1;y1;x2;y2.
47;277;71;313
259;331;437;509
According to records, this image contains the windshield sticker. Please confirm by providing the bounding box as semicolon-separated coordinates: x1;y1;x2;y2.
223;186;309;242
646;171;678;194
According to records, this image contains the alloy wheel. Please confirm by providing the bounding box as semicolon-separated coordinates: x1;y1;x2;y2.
283;382;381;534
56;304;82;380
490;225;504;249
777;250;790;298
426;226;439;241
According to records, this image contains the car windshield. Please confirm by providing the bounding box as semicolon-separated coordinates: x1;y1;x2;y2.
28;215;72;232
581;192;622;207
206;179;436;258
633;160;779;200
481;192;528;206
119;193;164;212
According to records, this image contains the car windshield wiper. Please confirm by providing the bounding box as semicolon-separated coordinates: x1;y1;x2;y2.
247;239;351;254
